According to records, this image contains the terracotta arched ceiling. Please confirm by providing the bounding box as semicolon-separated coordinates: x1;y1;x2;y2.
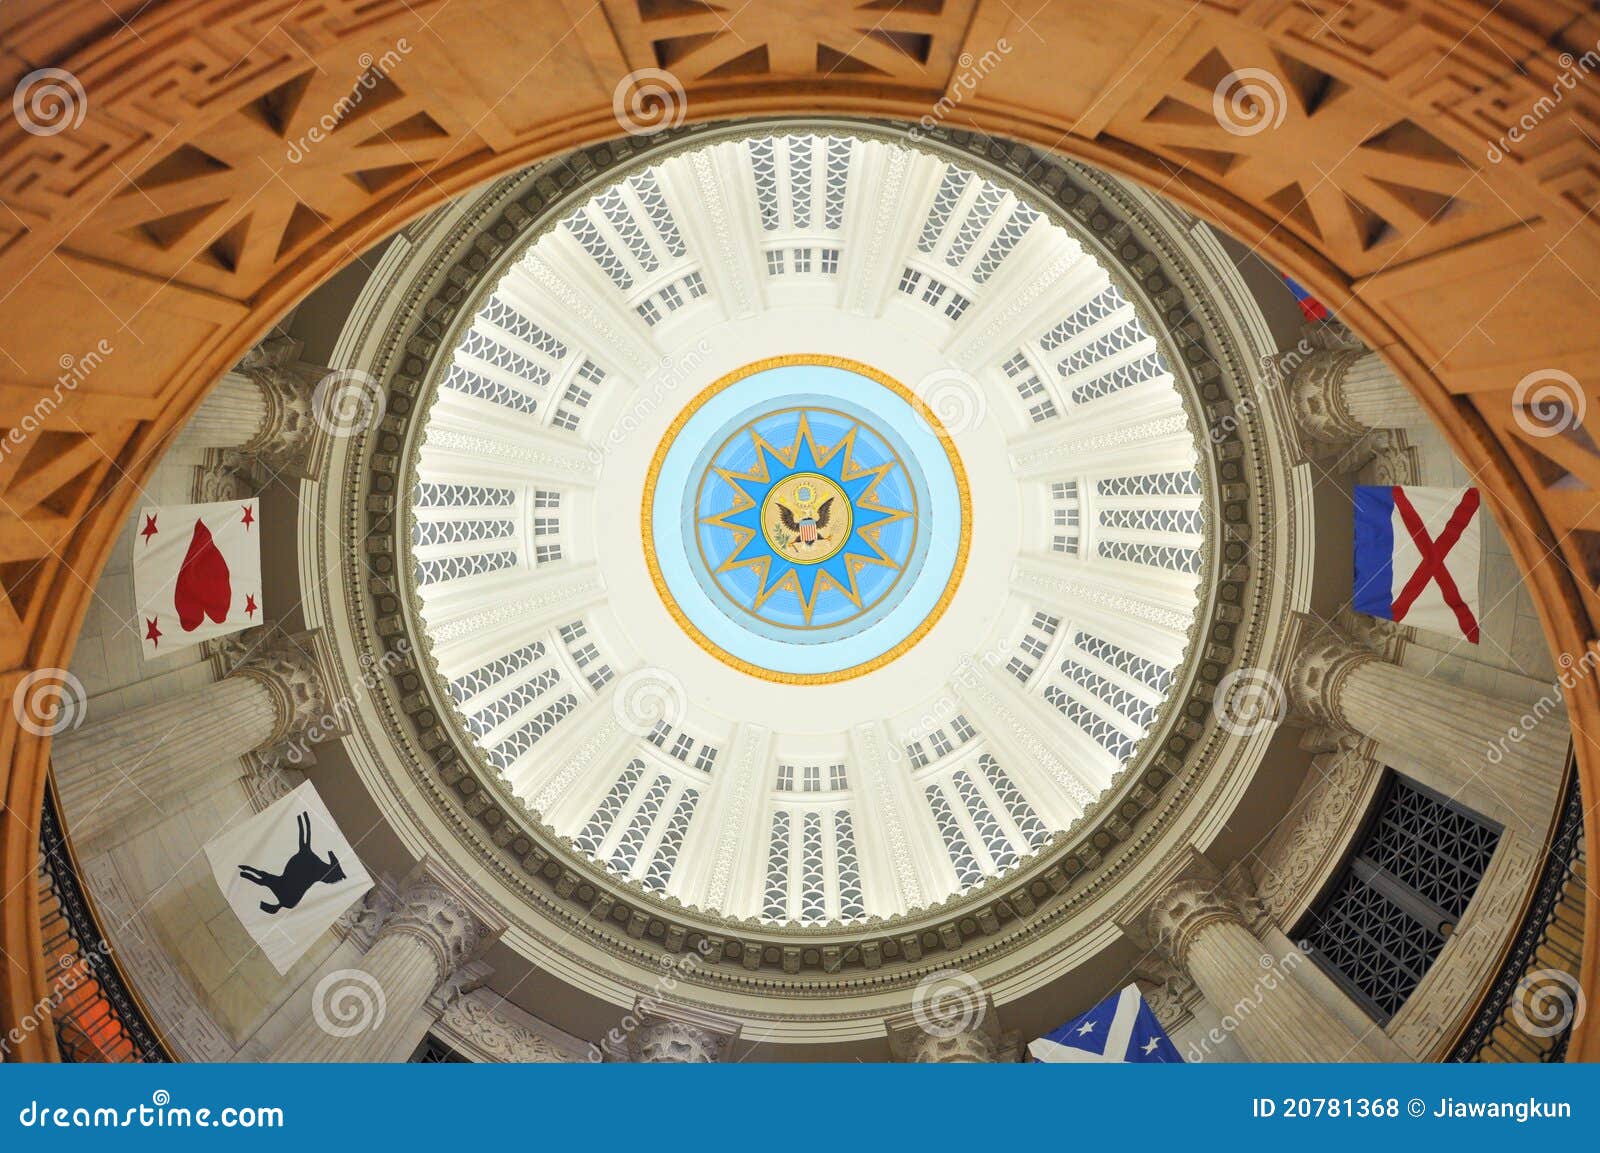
0;0;1595;1060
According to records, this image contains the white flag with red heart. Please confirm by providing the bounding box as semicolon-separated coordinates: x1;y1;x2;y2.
132;498;263;659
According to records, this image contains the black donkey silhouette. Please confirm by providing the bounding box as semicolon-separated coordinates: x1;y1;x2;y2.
237;811;347;914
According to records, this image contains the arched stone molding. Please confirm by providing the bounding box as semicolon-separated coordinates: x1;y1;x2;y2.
0;0;1595;1059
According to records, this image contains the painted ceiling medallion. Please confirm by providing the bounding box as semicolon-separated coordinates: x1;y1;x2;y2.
645;355;969;683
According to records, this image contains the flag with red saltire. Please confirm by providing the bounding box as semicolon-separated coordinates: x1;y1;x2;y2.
1354;485;1482;643
132;499;263;659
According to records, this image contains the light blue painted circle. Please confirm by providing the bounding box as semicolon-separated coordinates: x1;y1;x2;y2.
650;363;964;678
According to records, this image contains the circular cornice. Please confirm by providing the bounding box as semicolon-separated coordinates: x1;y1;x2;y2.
309;117;1300;1020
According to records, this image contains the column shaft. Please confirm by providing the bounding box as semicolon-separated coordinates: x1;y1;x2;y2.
270;933;441;1062
171;372;269;451
1341;352;1430;431
52;675;279;845
1186;920;1374;1062
1338;659;1566;824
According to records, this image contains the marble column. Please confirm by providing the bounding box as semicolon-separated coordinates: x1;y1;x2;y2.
1146;877;1382;1062
1289;630;1567;825
52;632;331;846
172;336;321;473
270;867;499;1062
1277;346;1431;454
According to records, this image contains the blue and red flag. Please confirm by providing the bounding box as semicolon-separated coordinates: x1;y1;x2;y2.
1354;485;1482;643
1283;275;1330;321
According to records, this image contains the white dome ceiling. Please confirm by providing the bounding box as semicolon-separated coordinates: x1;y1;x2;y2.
403;131;1208;927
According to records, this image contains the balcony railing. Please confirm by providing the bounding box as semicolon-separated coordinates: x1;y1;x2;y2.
35;786;170;1063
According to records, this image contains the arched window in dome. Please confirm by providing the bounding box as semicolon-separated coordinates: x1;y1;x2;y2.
573;760;646;857
441;364;540;415
595;186;660;273
475;297;567;360
1043;685;1137;765
610;774;671;875
462;666;563;739
414;549;517;587
1073;632;1175;694
925;783;984;890
562;207;633;290
484;693;578;770
952;769;1018;873
449;641;545;703
628;171;686;257
762;811;792;921
641;788;699;895
978;754;1050;850
1058;659;1159;732
1097;539;1201;573
799;813;826;924
833;811;866;921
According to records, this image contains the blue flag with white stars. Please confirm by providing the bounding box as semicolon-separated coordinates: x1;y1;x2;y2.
1028;984;1183;1063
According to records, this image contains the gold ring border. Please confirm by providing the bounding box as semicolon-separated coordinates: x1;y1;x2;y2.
641;353;972;686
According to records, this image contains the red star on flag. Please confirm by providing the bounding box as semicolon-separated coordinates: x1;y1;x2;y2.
140;514;158;543
244;593;258;618
241;504;255;531
145;617;162;648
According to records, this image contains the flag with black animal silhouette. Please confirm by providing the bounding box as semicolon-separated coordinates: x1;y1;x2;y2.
204;780;373;973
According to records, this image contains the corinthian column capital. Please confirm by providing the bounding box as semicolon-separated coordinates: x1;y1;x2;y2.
379;863;503;979
1286;625;1378;729
235;334;326;475
1277;347;1371;447
231;630;336;747
1144;876;1248;970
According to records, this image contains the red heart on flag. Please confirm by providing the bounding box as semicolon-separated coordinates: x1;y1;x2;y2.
174;518;233;632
